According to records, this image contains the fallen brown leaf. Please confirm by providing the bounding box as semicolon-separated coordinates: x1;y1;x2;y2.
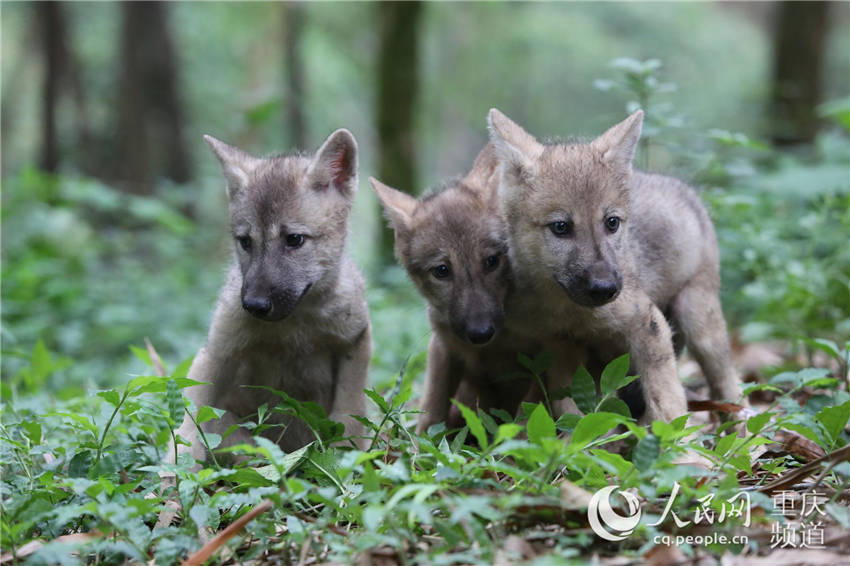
771;429;826;462
558;478;594;509
643;544;688;566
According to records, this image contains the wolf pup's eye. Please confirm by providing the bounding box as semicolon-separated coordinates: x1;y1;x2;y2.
285;234;305;248
549;220;573;237
236;235;252;251
484;254;500;272
431;264;451;279
605;216;620;233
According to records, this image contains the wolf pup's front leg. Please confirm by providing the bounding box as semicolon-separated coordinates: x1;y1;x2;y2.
168;128;371;466
328;318;371;449
612;291;687;423
416;333;463;434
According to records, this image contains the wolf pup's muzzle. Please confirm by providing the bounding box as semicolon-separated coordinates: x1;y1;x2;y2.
559;267;623;308
242;283;312;321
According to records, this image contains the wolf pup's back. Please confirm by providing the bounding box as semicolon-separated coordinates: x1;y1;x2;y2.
172;129;371;464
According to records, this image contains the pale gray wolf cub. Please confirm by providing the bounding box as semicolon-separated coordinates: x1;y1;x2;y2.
488;108;741;423
172;129;371;463
370;144;550;433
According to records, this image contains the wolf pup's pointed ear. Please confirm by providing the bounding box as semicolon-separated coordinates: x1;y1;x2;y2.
462;143;501;208
591;110;643;174
369;177;416;232
204;135;260;199
309;129;358;199
487;109;543;189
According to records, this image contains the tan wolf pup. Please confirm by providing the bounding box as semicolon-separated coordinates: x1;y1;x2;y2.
172;129;371;462
488;109;742;423
371;145;563;433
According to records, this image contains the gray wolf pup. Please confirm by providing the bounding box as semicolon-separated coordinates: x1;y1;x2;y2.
370;145;553;432
488;109;741;422
172;129;371;462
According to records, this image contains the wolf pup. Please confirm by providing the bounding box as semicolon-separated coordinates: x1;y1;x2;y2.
173;129;371;462
488;109;741;423
371;145;555;432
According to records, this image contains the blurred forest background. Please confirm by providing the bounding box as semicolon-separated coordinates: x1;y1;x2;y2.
2;1;849;397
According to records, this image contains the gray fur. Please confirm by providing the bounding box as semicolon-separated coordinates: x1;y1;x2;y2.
488;108;742;423
371;144;551;432
171;130;371;464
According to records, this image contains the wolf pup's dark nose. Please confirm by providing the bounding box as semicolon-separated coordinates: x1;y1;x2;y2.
242;297;272;317
466;325;496;345
587;279;620;304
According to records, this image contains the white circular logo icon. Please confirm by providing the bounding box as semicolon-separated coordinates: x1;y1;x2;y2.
588;485;642;541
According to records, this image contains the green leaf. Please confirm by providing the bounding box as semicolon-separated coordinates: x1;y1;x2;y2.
746;411;774;435
526;403;556;445
166;379;183;425
21;420;42;445
450;427;468;453
770;368;830;390
129;345;153;367
572;366;597;415
68;450;92;477
742;383;784;396
286;515;307;543
453;400;488;450
715;431;737;457
393;350;427;408
126;375;207;395
478;408;499;436
816;401;850;448
50;411;99;435
570;412;627;449
253;386;343;443
189;504;214;530
596;397;632;418
599;354;630;396
97;390;122;407
555;413;582;434
632;434;659;471
589;449;633;477
172;355;194;379
196;405;225;424
518;351;553;376
494;423;523;444
365;389;389;413
245;99;280;126
31;340;52;379
781;422;823;445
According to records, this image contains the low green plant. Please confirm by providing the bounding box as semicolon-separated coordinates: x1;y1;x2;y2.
3;345;847;564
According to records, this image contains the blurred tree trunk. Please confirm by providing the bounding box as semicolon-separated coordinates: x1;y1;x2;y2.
283;2;307;149
38;2;68;173
375;1;423;266
36;3;94;176
770;1;829;147
117;1;191;192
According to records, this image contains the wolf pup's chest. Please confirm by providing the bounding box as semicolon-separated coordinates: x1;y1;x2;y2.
216;337;339;417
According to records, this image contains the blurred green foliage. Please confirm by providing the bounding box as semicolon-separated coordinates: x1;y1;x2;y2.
1;170;223;392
